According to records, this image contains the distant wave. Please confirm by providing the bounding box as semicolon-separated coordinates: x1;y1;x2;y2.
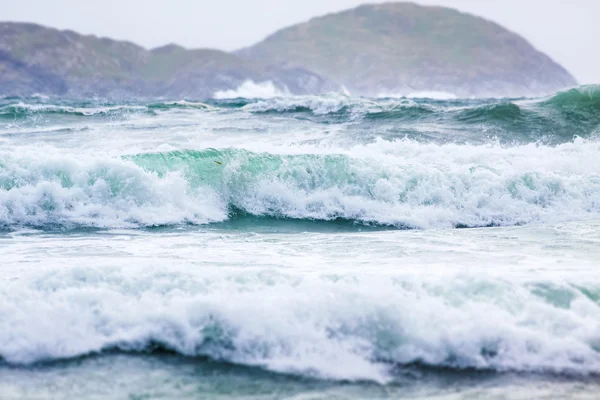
2;86;598;146
237;86;600;144
0;102;152;119
1;141;599;230
213;80;289;99
147;100;213;111
30;93;51;100
241;94;360;115
377;91;458;100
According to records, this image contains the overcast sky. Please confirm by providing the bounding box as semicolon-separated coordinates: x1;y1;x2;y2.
4;0;599;84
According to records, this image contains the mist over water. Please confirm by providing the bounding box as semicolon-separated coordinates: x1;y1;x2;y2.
1;85;600;399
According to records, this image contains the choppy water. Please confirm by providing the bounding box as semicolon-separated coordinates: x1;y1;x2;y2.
1;86;599;399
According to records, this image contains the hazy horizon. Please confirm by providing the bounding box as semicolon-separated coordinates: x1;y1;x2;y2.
3;0;599;84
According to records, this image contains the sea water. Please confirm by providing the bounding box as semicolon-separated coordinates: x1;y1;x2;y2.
0;87;599;399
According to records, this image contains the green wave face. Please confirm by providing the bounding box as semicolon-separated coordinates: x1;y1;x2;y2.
127;149;359;195
1;138;599;230
126;142;600;229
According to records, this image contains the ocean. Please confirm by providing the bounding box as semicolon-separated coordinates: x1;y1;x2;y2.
0;86;599;399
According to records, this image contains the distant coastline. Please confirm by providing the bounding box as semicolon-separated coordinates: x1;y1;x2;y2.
0;3;576;99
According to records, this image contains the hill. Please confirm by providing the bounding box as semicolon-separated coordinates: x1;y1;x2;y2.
0;3;577;98
0;22;329;98
238;2;577;97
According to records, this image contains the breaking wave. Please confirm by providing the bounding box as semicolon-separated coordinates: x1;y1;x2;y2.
0;102;152;119
213;80;289;99
1;268;599;382
1;140;599;230
239;86;600;143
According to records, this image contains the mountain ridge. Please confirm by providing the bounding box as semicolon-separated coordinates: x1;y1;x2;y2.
238;2;576;97
0;21;330;98
0;3;577;99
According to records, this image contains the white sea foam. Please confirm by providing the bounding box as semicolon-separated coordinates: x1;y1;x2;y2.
213;80;289;99
0;264;599;381
242;94;354;114
239;94;422;117
407;91;458;100
0;138;599;229
0;148;226;228
163;100;212;109
30;93;51;100
0;102;147;116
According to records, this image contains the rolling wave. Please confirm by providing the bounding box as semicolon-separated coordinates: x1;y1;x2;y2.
213;80;289;99
1;140;599;230
1;268;599;381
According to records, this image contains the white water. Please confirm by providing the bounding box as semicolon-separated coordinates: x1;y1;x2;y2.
1;222;599;382
213;80;289;99
1;138;599;229
0;102;148;116
240;94;429;116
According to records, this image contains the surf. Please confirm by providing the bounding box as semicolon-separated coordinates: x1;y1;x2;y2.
1;138;599;230
1;85;598;145
1;266;599;382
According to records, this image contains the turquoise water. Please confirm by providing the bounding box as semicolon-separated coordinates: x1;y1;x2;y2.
0;87;599;399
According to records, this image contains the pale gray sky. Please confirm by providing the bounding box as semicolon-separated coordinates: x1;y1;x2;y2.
3;0;599;84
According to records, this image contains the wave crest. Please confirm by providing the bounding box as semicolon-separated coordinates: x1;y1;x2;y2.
213;80;289;99
1;141;599;230
2;269;599;381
